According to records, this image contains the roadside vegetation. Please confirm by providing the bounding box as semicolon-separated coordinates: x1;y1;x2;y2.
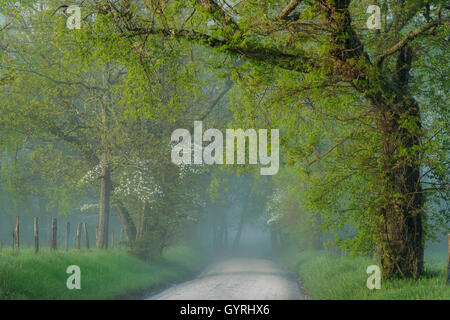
0;244;207;300
0;0;448;299
279;248;449;300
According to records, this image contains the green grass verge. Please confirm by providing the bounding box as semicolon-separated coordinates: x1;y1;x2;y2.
279;248;449;300
0;244;207;300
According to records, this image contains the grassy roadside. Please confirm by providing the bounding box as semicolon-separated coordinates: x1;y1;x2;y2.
279;248;449;300
0;244;207;300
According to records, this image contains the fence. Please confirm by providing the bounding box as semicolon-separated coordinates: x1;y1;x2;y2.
4;216;126;253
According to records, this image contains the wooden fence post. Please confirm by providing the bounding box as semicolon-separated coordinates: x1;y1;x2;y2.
76;223;82;249
65;222;70;252
446;234;450;286
14;216;19;251
50;217;57;251
83;223;89;249
34;217;39;253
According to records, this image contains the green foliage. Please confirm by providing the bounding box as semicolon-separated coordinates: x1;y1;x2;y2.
0;2;221;259
279;248;449;300
0;0;448;278
0;244;207;300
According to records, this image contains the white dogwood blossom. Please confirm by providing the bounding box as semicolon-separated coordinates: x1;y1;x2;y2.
114;160;163;203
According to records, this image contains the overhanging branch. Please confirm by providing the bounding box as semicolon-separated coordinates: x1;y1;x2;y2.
375;18;450;64
124;26;315;73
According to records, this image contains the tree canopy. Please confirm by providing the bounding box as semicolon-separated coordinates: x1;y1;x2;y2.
0;0;448;279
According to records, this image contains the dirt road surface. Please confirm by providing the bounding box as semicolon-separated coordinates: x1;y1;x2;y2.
147;258;304;300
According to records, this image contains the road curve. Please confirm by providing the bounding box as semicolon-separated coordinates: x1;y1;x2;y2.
147;258;304;300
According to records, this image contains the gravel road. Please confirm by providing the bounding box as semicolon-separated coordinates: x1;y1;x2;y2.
147;258;304;300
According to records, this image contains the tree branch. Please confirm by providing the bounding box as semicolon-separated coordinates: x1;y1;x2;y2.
277;0;301;20
375;18;450;64
307;135;352;167
124;26;315;73
95;1;314;73
16;68;107;92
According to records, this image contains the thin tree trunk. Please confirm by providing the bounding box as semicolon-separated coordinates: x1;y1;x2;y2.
111;231;114;249
136;202;146;241
232;213;245;250
212;213;218;250
97;164;111;249
221;212;228;250
113;201;137;243
76;223;82;249
83;223;89;249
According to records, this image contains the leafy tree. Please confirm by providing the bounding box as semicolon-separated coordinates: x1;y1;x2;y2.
0;0;235;258
87;0;449;278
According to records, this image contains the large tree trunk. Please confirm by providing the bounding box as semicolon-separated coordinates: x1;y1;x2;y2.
323;1;425;279
376;46;424;279
376;99;424;279
97;164;111;249
378;210;423;279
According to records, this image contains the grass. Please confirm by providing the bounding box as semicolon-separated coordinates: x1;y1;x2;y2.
279;248;449;300
0;244;207;300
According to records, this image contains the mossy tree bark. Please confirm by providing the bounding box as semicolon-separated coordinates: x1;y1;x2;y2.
375;46;424;279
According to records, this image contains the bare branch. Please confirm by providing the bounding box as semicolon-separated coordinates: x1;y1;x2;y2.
16;69;107;92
